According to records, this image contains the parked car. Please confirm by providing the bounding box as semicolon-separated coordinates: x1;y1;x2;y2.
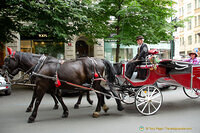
0;74;11;95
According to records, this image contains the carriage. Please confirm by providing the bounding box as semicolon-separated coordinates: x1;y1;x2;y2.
2;47;200;123
111;50;200;115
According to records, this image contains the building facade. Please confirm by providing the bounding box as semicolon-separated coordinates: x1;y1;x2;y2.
176;0;200;58
2;34;104;62
104;40;170;63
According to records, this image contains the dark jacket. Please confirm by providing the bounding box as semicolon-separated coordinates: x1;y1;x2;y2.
133;43;148;61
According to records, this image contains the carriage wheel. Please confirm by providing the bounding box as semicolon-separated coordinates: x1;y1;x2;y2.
183;87;200;99
119;88;135;104
135;85;163;116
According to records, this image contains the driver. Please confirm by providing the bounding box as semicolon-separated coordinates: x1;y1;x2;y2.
125;35;148;79
183;51;199;64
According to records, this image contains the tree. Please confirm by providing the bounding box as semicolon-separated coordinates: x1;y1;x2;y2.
0;0;94;46
92;0;181;62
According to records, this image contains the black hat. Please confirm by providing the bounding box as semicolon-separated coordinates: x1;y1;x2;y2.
136;35;144;40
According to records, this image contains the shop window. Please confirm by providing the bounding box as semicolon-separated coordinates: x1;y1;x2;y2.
21;40;64;59
21;40;33;53
34;41;64;59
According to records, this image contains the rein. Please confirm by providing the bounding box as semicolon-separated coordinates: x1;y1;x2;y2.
32;72;121;100
7;65;35;84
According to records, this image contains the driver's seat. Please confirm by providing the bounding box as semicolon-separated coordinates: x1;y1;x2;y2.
136;49;159;79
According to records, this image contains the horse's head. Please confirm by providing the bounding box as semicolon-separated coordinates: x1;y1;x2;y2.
3;55;20;77
2;47;21;77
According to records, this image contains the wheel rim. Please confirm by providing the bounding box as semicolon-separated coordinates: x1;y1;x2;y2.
183;87;200;99
120;90;135;104
135;85;162;115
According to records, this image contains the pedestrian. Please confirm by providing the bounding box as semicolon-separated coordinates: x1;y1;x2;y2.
125;35;148;79
183;51;199;64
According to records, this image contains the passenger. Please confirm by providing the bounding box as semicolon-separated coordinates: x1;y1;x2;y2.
183;51;199;64
125;35;148;79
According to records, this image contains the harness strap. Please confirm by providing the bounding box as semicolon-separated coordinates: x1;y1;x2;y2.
33;55;47;73
88;57;102;78
55;61;62;87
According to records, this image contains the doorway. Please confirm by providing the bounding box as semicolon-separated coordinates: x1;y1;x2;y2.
76;40;89;58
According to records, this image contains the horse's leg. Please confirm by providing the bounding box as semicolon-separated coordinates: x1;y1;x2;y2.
26;87;36;112
86;91;93;105
54;89;69;118
108;83;124;111
74;91;83;109
100;86;110;113
101;95;109;113
93;93;103;118
28;86;45;123
50;93;59;110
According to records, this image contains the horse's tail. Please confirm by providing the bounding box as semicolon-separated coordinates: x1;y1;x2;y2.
102;59;116;83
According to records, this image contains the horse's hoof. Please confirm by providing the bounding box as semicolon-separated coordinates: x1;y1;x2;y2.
117;106;124;111
102;104;109;113
27;116;35;123
74;104;79;109
26;107;32;112
62;111;69;118
92;112;100;118
88;100;93;105
53;105;59;110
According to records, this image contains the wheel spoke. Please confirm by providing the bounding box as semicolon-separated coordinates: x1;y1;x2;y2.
151;93;161;100
152;99;161;104
150;88;157;97
129;93;135;97
148;103;151;114
142;102;148;113
137;96;145;102
136;85;162;116
137;101;146;107
150;102;157;110
183;87;200;99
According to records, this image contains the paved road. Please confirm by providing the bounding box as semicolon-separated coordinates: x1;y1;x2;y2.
0;86;200;133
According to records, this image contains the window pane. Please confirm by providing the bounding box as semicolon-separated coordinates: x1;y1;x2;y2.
188;35;192;45
199;0;200;8
195;16;197;27
198;15;200;26
195;0;198;9
187;3;191;13
195;34;197;43
187;20;192;30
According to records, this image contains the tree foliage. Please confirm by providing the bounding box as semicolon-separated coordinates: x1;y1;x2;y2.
0;0;93;44
89;0;182;61
1;0;185;62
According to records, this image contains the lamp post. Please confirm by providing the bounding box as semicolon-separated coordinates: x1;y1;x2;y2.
170;0;174;59
170;39;174;59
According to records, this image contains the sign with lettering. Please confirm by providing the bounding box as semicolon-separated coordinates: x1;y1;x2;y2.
38;34;48;38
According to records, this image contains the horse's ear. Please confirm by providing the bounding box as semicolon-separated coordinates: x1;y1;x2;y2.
7;47;12;55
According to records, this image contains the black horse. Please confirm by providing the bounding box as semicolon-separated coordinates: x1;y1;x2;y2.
3;51;123;123
2;52;93;111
